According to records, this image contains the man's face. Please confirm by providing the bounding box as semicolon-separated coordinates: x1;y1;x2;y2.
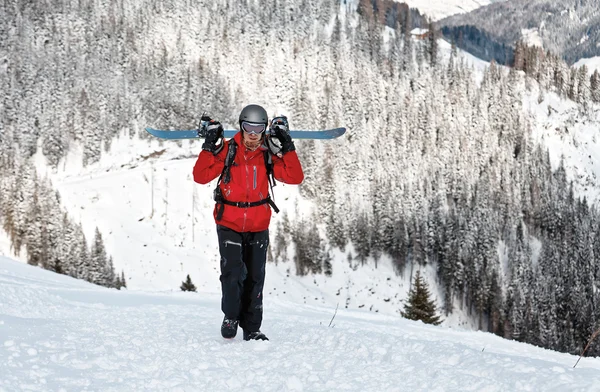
244;131;262;143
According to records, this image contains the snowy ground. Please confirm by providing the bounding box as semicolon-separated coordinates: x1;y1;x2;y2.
401;0;497;21
2;256;600;392
574;56;600;75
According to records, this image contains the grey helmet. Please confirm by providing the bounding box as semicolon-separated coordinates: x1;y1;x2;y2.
239;104;268;128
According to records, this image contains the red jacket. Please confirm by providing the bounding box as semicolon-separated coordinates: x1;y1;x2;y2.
193;132;304;232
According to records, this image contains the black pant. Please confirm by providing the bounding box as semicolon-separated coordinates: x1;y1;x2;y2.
216;225;269;332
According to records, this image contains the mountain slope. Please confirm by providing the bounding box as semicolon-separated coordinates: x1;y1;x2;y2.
439;0;600;64
2;255;600;391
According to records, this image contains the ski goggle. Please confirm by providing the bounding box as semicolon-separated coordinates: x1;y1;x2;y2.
241;122;266;135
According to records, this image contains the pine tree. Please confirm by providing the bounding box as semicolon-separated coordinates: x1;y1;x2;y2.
59;215;78;278
118;270;127;290
513;40;525;70
89;227;108;285
293;217;326;276
591;70;600;103
577;65;590;104
180;274;197;292
402;270;443;325
428;21;438;67
74;224;91;281
105;256;116;288
402;9;412;72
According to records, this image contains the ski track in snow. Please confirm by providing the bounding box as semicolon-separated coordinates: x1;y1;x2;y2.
2;258;600;392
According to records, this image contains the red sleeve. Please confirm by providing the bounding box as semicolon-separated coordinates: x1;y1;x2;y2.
193;148;226;184
272;150;304;185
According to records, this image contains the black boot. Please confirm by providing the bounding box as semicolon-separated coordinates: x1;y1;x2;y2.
221;318;239;339
243;330;269;341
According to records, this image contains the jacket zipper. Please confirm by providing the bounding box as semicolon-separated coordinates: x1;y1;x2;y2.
243;151;249;231
253;166;257;190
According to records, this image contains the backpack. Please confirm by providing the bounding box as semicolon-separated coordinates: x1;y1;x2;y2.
213;138;279;221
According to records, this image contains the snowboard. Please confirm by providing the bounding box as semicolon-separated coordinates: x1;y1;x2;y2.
145;127;346;140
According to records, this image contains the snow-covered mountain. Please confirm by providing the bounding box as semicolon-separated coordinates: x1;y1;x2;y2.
2;255;600;391
439;0;600;64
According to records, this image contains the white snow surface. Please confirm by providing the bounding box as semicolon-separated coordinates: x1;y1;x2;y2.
2;256;600;392
574;56;600;75
400;0;496;21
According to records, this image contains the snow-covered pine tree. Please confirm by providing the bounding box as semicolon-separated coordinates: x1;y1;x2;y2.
120;271;127;289
427;21;438;67
89;227;110;286
105;256;116;288
402;9;412;72
38;179;64;273
58;214;79;278
513;40;525;71
591;70;600;103
293;216;328;276
577;65;591;105
25;179;45;267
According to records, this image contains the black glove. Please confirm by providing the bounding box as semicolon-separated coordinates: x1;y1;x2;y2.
271;116;295;153
201;120;224;154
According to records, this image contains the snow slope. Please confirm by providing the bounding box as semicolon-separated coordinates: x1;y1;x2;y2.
401;0;502;21
574;56;600;75
525;85;600;205
2;256;600;391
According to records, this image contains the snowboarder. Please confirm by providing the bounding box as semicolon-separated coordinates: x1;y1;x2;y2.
193;104;304;341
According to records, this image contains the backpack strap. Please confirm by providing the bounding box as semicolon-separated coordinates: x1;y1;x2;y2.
219;138;238;185
264;149;278;199
214;139;237;220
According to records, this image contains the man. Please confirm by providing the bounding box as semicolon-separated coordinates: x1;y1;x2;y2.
193;104;304;341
